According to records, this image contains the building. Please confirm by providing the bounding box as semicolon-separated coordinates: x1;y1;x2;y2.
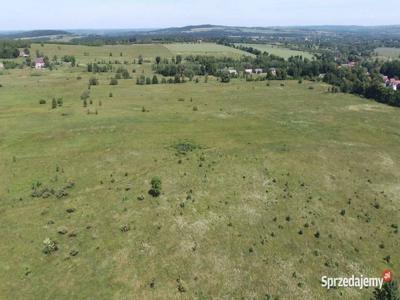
19;50;29;58
340;61;356;69
35;58;45;69
269;68;277;76
254;68;263;74
384;77;400;91
0;62;4;69
245;69;253;75
228;69;238;76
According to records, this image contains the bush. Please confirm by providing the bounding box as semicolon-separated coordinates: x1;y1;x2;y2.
372;280;399;299
110;78;118;85
89;77;99;86
42;238;58;255
152;75;159;84
39;99;46;105
81;90;90;100
148;177;162;197
51;98;57;109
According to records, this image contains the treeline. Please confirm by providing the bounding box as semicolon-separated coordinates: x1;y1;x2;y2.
323;66;400;107
380;60;400;78
0;40;31;59
153;53;337;80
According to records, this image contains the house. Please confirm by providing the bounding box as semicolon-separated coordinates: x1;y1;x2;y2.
228;69;238;76
19;50;29;58
269;68;277;76
385;78;400;91
254;68;263;74
0;62;4;69
340;61;356;69
245;69;253;75
35;57;45;69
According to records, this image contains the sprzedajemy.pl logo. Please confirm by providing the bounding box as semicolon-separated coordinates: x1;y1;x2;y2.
321;270;393;290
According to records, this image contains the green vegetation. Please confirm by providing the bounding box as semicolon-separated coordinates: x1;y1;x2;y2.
0;42;399;300
235;43;314;60
375;47;400;59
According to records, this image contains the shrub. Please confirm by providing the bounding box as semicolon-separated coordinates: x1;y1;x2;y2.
109;92;113;98
89;77;99;86
110;78;118;85
173;141;201;154
81;90;90;100
51;98;57;109
42;238;58;255
372;280;399;299
146;77;151;85
152;75;159;84
148;177;162;197
39;99;46;105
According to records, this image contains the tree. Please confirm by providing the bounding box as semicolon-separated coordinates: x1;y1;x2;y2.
152;75;159;84
148;177;162;197
51;98;57;109
220;71;231;83
110;78;118;85
156;56;161;65
89;77;99;86
138;55;143;65
372;280;399;300
146;77;151;85
176;55;182;64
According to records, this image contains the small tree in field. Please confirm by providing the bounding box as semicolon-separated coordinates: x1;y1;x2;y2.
373;280;399;300
152;75;159;84
148;177;162;197
51;98;57;109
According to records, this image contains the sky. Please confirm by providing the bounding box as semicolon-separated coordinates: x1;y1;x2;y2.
1;0;399;30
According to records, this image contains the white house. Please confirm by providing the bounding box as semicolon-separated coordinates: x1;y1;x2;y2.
35;57;45;69
19;50;29;58
228;69;238;76
245;69;253;75
269;68;277;76
254;68;263;74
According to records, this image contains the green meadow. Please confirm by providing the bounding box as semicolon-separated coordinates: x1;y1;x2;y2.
0;43;399;299
236;43;314;60
374;47;400;59
164;42;252;58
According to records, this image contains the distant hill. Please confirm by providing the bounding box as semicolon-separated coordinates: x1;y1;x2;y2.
0;30;71;39
107;24;400;40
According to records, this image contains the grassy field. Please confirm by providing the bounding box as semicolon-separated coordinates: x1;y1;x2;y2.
0;45;399;299
236;43;314;60
164;43;252;58
374;47;400;59
30;43;174;63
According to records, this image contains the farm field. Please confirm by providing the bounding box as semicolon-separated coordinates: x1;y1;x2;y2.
236;43;314;60
30;43;174;63
164;42;252;58
0;45;399;300
374;47;400;59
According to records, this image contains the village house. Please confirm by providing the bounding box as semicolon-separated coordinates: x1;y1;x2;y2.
19;50;29;58
254;68;263;74
35;58;46;70
227;69;238;76
245;69;253;75
269;68;277;76
383;76;400;91
340;61;356;69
